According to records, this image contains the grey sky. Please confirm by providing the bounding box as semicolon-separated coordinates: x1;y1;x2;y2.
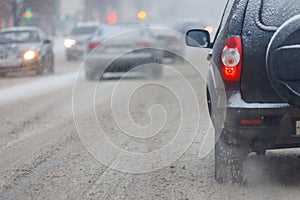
60;0;226;25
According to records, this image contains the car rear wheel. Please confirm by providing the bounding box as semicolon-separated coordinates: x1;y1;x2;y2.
35;64;44;75
48;66;54;74
85;71;95;80
66;54;73;61
0;72;6;77
150;67;163;79
214;133;248;184
48;55;55;74
144;63;163;79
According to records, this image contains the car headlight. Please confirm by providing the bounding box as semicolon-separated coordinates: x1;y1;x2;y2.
64;38;76;48
23;50;39;60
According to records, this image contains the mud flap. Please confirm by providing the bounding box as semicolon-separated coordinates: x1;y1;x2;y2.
214;134;248;184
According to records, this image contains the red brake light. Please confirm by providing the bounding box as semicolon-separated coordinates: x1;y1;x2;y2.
88;42;101;50
240;119;262;125
221;36;242;81
136;41;151;48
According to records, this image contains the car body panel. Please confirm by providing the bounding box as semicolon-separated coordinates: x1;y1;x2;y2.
185;0;300;183
201;0;300;149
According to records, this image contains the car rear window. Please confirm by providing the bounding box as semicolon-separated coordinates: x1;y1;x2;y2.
71;26;97;35
96;25;142;37
261;0;300;27
0;30;40;43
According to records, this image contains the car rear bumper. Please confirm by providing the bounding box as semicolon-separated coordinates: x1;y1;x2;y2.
66;49;84;57
84;52;155;73
221;91;300;149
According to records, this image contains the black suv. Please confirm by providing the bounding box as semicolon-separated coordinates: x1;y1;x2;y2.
186;0;300;183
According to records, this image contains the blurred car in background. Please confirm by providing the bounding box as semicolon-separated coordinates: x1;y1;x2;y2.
0;26;54;76
84;23;164;80
64;21;98;61
147;24;183;63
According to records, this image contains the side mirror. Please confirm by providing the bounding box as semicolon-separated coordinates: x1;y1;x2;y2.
186;29;210;48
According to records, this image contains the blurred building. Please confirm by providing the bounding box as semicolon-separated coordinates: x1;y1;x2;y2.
19;0;59;34
83;0;156;23
59;0;84;34
0;0;60;34
0;0;18;29
83;0;119;22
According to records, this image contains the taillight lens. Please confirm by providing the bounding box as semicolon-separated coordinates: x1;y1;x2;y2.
221;36;242;81
136;41;151;48
88;42;101;50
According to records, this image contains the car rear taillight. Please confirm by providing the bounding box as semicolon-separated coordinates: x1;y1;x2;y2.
136;41;151;48
221;36;242;81
240;119;262;125
88;42;101;50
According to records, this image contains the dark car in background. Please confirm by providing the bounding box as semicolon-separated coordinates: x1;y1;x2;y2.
187;0;300;183
84;23;164;80
0;26;54;76
64;21;98;61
